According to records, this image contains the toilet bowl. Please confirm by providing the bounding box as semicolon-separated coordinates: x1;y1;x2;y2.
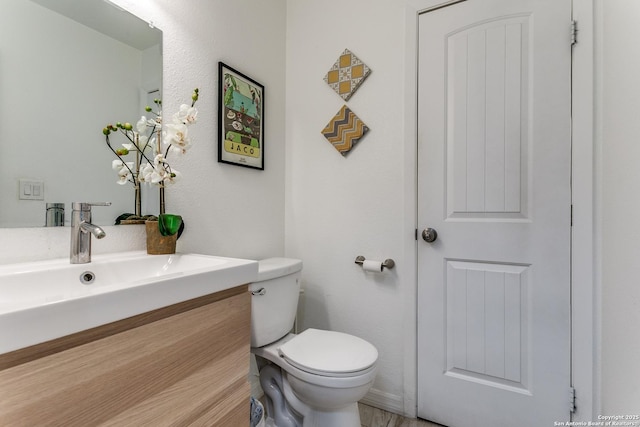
250;258;378;427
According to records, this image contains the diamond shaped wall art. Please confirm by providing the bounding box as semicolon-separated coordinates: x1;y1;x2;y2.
324;48;371;101
321;105;369;156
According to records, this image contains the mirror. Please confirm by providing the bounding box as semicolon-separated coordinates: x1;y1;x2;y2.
0;0;162;227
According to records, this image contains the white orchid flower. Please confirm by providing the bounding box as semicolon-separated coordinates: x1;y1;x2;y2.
164;122;191;154
153;153;166;166
163;169;181;185
167;144;184;156
112;160;133;185
139;162;154;183
150;170;164;184
173;104;198;125
137;116;147;134
143;154;172;185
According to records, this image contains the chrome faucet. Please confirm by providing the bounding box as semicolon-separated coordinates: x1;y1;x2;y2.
70;202;111;264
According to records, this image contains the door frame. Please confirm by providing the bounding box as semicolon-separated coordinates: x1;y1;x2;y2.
402;0;598;420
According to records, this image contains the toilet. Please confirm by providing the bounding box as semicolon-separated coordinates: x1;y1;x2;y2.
250;258;378;427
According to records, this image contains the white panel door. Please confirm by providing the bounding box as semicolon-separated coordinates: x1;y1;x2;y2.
417;1;572;426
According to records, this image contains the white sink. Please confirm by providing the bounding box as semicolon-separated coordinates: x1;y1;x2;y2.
0;251;258;354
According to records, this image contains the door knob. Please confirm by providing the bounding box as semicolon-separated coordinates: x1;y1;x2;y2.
422;228;438;243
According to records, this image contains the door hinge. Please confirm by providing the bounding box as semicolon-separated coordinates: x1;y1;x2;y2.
571;204;573;227
415;228;418;241
569;387;576;413
571;20;578;46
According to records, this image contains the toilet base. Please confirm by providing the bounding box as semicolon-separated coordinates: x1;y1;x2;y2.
298;404;361;427
259;362;362;427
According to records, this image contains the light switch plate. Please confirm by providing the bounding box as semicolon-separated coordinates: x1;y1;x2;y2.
19;179;44;200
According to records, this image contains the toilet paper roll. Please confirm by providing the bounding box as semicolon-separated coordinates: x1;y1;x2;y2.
362;259;384;273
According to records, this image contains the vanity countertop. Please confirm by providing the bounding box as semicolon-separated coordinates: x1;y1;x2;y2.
0;251;258;354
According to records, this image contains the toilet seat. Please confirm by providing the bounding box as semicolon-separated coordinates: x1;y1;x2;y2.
278;328;378;378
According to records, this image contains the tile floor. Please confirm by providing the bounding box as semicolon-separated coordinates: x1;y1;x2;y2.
358;403;445;427
258;401;443;427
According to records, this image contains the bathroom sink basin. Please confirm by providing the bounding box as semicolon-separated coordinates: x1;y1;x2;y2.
0;251;258;354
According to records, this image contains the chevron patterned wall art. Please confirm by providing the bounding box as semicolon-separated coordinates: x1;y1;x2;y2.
321;105;369;156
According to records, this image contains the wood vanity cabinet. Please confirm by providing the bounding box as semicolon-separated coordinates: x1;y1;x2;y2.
0;285;251;426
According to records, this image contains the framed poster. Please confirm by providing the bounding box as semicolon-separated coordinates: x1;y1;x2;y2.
218;62;264;170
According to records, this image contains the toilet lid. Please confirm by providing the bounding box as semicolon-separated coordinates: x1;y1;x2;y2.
278;328;378;376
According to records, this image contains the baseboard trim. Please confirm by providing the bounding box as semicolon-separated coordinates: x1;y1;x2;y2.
360;388;405;416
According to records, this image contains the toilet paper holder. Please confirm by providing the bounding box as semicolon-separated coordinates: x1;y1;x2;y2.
354;255;395;270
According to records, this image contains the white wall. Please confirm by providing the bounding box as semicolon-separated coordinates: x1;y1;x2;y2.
0;0;287;264
285;0;412;412
112;0;287;261
599;0;640;413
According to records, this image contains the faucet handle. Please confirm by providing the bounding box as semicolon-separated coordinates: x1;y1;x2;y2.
72;202;112;211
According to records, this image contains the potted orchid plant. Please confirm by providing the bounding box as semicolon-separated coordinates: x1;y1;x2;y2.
102;89;199;253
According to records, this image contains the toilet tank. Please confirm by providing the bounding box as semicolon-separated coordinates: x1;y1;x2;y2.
249;258;303;347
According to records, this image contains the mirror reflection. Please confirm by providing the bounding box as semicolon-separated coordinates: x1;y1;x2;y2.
0;0;162;227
